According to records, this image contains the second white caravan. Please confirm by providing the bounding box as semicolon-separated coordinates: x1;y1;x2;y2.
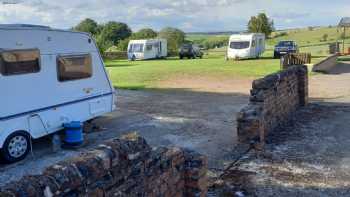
0;24;116;163
227;33;265;59
127;39;167;60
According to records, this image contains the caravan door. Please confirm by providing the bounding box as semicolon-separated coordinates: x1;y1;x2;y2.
28;114;47;137
158;41;162;57
153;41;161;58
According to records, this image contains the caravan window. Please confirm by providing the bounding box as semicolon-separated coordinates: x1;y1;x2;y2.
57;54;92;82
0;49;40;76
230;41;250;49
129;44;144;53
252;40;256;47
146;44;153;51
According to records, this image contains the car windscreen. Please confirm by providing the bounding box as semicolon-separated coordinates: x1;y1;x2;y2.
230;41;250;49
181;44;192;49
129;44;144;53
277;41;293;47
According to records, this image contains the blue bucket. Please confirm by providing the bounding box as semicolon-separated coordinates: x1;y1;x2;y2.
63;121;84;145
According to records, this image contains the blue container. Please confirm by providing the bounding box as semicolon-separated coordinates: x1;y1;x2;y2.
63;121;84;145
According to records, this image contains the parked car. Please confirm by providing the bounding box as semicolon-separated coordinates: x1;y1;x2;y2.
0;24;116;163
179;44;203;59
274;40;299;58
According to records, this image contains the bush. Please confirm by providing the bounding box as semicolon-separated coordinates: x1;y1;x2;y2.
321;34;329;42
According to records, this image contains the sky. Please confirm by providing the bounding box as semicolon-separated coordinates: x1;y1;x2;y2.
0;0;348;32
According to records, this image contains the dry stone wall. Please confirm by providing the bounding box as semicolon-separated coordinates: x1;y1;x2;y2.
0;134;208;197
237;65;308;144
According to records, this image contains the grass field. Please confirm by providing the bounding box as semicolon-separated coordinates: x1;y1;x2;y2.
188;27;350;55
106;27;341;89
105;53;324;90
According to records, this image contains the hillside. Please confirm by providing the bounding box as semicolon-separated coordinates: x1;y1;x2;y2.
188;26;350;56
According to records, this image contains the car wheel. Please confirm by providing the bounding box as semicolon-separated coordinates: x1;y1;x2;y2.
1;131;30;163
273;52;279;59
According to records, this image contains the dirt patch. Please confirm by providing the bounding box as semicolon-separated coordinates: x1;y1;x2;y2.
158;74;254;94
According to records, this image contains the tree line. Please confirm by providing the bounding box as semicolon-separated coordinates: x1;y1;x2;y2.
73;18;185;53
73;13;274;53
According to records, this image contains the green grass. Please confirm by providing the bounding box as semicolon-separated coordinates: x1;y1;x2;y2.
106;53;282;89
106;27;340;89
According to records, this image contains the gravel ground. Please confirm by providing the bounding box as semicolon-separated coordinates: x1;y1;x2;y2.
0;88;248;186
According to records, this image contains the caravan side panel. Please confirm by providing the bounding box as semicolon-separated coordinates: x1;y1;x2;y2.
161;40;168;57
0;30;115;148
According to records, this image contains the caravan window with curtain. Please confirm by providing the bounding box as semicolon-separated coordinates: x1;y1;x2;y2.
0;49;40;76
57;54;92;82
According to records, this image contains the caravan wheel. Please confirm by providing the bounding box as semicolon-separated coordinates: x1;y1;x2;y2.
1;131;30;163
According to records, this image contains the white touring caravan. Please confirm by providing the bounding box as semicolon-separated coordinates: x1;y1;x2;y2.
227;33;265;59
0;24;116;162
127;39;167;60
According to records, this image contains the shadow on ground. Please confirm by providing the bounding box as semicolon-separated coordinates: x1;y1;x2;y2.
214;102;350;196
325;61;350;75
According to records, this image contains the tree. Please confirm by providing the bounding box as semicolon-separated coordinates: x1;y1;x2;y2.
247;13;274;37
117;38;131;51
95;35;114;53
99;21;132;45
132;28;157;39
115;28;158;51
74;18;99;35
158;27;185;53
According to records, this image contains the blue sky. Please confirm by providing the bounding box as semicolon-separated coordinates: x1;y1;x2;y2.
0;0;348;32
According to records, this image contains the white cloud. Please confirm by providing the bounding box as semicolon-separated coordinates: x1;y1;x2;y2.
0;0;348;31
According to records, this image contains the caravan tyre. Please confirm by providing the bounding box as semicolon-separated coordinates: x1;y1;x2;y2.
1;131;30;163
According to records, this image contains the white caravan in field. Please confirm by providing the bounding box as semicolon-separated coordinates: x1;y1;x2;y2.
127;39;167;60
227;33;265;59
0;24;116;162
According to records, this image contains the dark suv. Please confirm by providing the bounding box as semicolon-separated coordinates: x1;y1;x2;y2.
179;44;203;59
274;41;299;58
